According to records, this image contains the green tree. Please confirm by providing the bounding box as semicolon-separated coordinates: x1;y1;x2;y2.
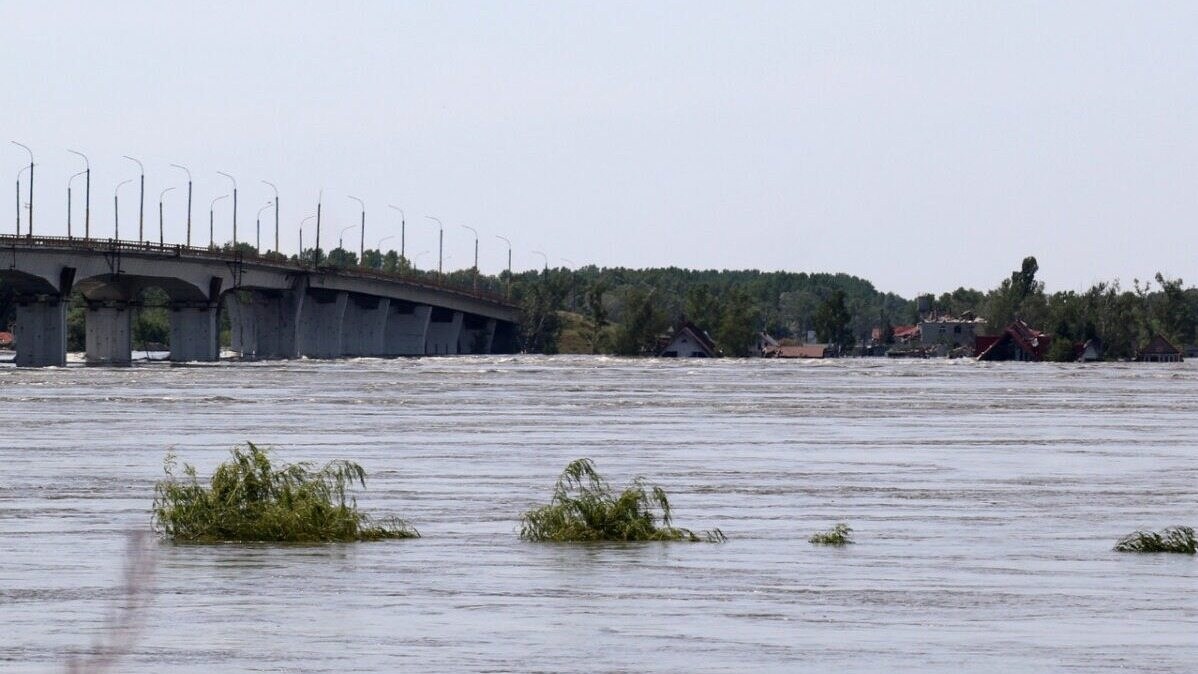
683;284;722;333
813;290;852;347
715;288;758;356
584;280;609;354
518;270;565;354
612;288;667;356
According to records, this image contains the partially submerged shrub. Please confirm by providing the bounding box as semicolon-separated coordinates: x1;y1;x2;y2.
520;458;725;543
152;442;418;543
1114;526;1195;554
809;522;853;546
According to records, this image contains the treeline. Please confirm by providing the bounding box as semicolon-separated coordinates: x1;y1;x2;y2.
4;246;1197;361
506;266;908;355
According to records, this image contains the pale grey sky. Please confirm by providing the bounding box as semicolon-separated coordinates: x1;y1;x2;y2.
3;1;1196;297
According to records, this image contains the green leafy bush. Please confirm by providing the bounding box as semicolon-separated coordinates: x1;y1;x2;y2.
152;442;418;543
809;522;854;546
520;458;725;543
1114;526;1195;554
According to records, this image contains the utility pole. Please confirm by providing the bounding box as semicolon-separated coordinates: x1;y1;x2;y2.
210;194;228;248
68;170;86;239
114;179;133;240
425;216;444;276
159;187;176;246
495;235;512;299
388;205;405;268
348;195;365;266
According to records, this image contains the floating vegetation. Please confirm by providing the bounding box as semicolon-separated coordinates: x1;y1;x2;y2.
152;442;418;543
1113;526;1196;554
520;458;725;543
809;522;854;546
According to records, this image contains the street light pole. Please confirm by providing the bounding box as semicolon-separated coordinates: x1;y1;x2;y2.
209;194;228;248
315;189;323;266
262;180;279;253
170;164;192;247
300;214;316;261
114;179;134;240
159;187;176;246
495;235;512;299
388;205;405;267
532;249;548;272
11;141;32;236
339;224;356;255
217;171;237;247
68;149;90;240
15;165;29;235
425;216;444;276
122;155;145;242
348;195;365;266
377;235;394;270
68;170;86;239
256;201;272;253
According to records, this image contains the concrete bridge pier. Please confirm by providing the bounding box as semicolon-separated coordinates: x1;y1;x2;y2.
296;289;348;358
169;303;219;362
85;302;133;365
342;295;389;357
227;290;304;359
384;304;431;356
425;309;463;355
458;316;497;354
13;297;68;367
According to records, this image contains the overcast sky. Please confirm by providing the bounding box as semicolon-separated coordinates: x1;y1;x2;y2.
3;2;1196;297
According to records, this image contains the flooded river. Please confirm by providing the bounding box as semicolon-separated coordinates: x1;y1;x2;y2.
1;357;1195;672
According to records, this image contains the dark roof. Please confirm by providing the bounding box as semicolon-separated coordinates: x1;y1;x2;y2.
659;321;718;357
1139;335;1181;356
976;320;1051;361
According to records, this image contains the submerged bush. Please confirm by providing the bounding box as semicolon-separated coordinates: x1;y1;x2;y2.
152;442;418;543
809;522;854;546
520;458;725;543
1114;526;1195;554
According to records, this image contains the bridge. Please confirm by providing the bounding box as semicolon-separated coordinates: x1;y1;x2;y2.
1;235;521;366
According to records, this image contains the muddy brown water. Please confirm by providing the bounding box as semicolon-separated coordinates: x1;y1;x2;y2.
1;356;1195;672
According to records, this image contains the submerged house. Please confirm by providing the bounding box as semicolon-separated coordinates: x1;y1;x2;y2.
975;320;1051;362
1078;338;1104;363
1136;335;1182;363
659;322;718;358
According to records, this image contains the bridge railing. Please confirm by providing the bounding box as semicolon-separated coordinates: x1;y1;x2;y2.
0;234;515;307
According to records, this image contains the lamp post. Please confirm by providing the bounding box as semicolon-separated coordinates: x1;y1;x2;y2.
412;250;429;272
300;214;316;261
170;164;192;247
495;235;512;299
425;215;444;275
217;171;237;247
209;194;228;248
376;235;394;270
114;179;134;240
338;224;356;254
560;257;575;268
158;187;176;246
532;249;548;272
256;201;272;253
68;149;90;240
388;205;405;266
347;195;365;266
460;223;479;290
68;170;86;239
122;155;144;242
15;165;29;235
315;189;323;266
262;180;279;253
11;141;32;236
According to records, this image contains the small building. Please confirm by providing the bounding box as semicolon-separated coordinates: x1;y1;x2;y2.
976;320;1051;361
1078;338;1103;363
763;343;829;359
919;315;986;348
1136;335;1182;363
659;322;718;358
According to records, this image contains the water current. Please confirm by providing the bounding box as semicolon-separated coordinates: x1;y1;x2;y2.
1;356;1195;672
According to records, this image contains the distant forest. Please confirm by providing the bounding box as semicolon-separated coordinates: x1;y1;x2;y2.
2;246;1196;360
